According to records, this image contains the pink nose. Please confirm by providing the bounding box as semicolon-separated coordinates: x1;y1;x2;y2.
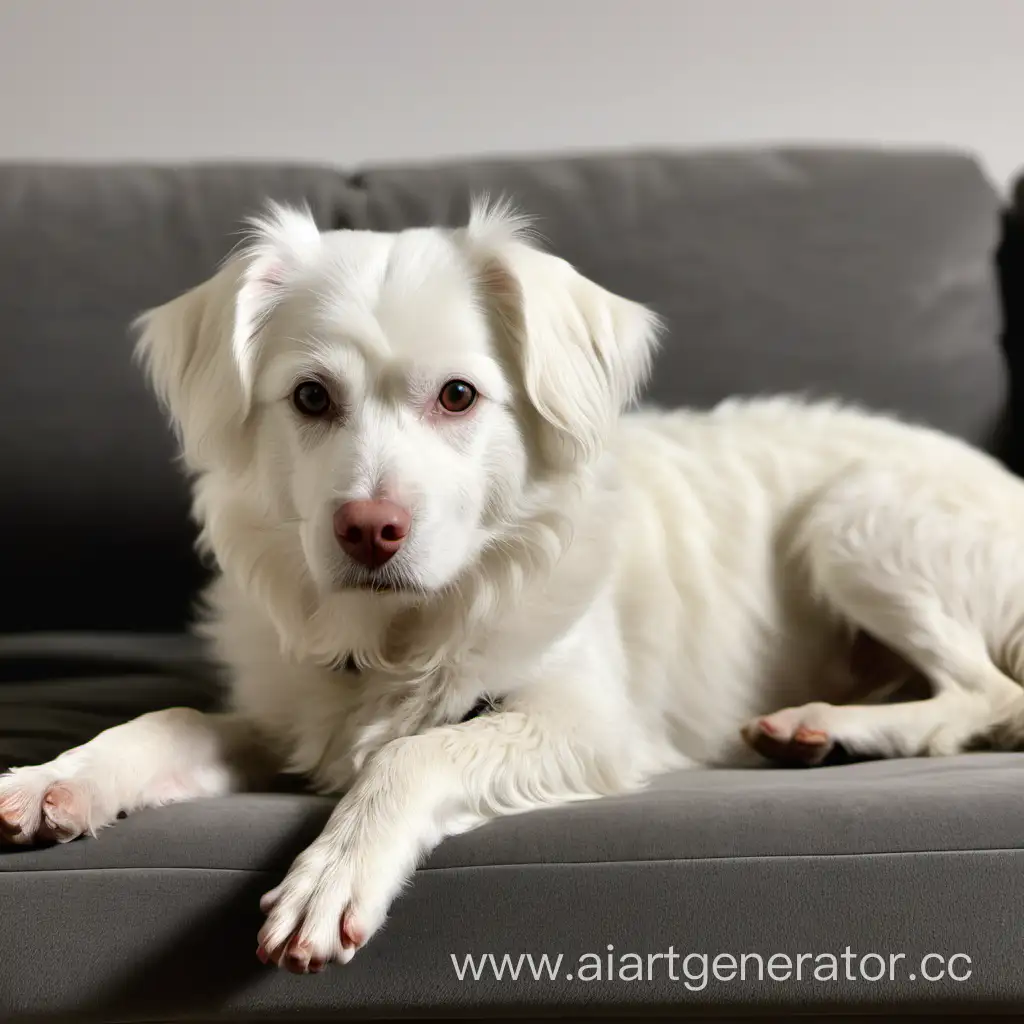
333;499;411;568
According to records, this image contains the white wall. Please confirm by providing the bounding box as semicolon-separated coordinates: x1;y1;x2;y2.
1;0;1021;188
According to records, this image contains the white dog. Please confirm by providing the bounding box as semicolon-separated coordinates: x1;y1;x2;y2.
3;201;1024;973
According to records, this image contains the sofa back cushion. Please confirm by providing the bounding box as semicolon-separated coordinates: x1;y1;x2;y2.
0;150;1006;632
0;166;358;631
354;149;1005;439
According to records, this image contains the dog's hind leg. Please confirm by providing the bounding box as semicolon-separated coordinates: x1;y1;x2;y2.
745;467;1024;764
0;709;276;845
743;690;996;763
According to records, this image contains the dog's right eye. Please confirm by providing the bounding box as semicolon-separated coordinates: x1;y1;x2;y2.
292;381;332;417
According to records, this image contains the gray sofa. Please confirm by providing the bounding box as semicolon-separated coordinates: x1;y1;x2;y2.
2;148;1023;1021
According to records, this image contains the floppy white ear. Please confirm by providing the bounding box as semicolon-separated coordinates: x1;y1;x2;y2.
134;203;322;471
465;200;661;469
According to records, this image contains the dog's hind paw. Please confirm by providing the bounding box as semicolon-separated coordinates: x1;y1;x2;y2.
741;705;835;766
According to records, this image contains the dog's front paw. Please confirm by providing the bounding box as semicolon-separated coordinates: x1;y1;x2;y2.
0;768;101;845
256;840;397;973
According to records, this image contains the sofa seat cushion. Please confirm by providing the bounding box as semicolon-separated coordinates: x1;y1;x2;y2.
2;635;1023;1019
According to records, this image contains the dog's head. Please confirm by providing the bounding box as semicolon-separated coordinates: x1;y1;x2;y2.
137;200;659;605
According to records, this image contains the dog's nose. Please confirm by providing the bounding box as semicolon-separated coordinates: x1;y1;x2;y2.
333;500;411;568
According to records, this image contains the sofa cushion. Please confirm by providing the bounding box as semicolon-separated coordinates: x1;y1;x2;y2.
3;737;1024;1019
355;148;1006;446
0;165;361;633
7;632;1024;1017
0;633;221;772
0;151;1006;633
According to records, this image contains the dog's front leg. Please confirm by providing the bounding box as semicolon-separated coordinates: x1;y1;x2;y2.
0;709;275;845
257;707;626;973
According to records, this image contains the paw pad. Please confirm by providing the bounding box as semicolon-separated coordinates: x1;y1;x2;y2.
742;717;835;766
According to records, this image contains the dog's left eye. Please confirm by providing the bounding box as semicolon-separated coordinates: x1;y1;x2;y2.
293;381;332;417
438;380;477;414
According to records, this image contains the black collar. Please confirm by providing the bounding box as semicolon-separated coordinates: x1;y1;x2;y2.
460;695;501;722
334;654;499;723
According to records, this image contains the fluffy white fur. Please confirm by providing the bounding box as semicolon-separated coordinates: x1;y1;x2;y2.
5;201;1024;973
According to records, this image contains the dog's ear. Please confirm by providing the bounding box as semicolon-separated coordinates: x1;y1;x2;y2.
464;198;661;470
134;203;322;471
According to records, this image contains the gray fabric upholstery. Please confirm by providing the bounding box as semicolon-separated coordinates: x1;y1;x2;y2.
0;150;1006;634
0;149;1018;1019
5;750;1024;872
356;149;1005;443
3;755;1024;1019
0;166;362;633
0;634;219;770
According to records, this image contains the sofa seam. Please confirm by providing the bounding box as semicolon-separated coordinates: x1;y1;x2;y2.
3;845;1024;877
